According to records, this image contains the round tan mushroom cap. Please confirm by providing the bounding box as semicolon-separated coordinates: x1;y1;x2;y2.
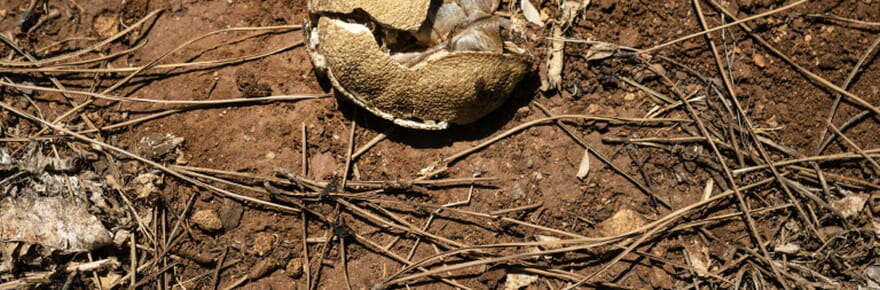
309;0;431;31
317;18;529;129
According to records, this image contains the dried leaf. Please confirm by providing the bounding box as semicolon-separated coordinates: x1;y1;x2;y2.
702;179;714;200
831;194;868;218
584;42;617;60
0;196;112;252
576;149;590;179
504;273;539;290
686;249;710;277
865;265;880;289
598;208;645;236
774;243;801;254
520;0;544;27
560;0;582;27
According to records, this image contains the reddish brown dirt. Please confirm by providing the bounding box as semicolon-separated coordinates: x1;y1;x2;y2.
1;0;878;289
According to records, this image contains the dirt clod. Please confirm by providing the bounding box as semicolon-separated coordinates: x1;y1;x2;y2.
235;69;273;97
248;232;276;256
598;208;645;236
93;13;119;38
191;209;223;232
219;199;244;231
136;133;184;162
285;257;304;279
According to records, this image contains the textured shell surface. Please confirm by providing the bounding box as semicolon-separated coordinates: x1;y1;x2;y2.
306;0;530;130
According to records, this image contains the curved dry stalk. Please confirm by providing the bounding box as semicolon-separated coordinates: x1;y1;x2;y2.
0;41;302;74
170;164;496;191
733;149;880;176
419;115;689;178
824;121;880;173
49;41;149;67
562;215;679;289
806;14;880;28
0;9;163;67
639;0;806;54
816;35;880;154
0;81;326;105
817;109;875;153
0;25;303;74
32;37;99;55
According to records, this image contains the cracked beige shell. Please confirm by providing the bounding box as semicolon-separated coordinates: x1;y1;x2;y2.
309;0;431;31
307;0;530;130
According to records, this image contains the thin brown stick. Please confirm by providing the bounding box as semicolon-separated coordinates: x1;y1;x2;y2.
340;237;353;290
352;131;388;160
301;211;311;290
824;120;880;173
342;116;357;190
211;247;230;290
791;165;880;190
302;123;309;176
130;232;137;288
619;76;674;104
489;202;543;216
806;14;880;28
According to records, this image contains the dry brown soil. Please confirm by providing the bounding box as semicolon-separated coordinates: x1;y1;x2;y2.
1;0;878;289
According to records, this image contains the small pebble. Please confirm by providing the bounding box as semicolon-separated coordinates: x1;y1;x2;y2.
753;54;767;68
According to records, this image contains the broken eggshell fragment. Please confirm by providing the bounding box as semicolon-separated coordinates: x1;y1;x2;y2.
306;0;530;130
